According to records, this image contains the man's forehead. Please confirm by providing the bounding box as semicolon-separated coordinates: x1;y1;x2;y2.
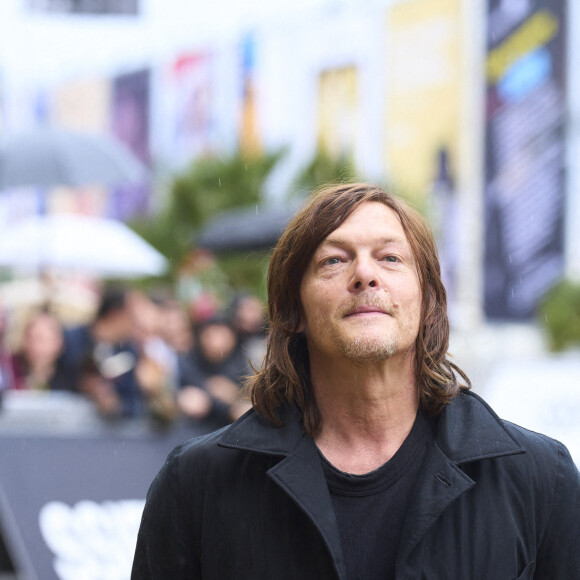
319;232;408;248
316;210;410;250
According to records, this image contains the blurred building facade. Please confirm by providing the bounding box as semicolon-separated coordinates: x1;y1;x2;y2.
0;0;579;369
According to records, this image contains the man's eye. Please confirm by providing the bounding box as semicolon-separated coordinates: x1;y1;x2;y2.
383;255;399;263
324;257;341;265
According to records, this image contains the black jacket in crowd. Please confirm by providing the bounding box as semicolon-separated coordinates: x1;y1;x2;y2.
132;390;580;579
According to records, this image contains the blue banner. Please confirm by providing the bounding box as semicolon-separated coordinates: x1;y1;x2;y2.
483;0;567;319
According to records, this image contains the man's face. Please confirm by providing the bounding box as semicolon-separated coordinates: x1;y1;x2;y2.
299;201;422;365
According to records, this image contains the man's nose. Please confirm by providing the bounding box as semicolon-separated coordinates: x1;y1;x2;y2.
349;258;380;291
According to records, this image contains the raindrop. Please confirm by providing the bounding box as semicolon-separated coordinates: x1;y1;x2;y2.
218;178;222;187
508;254;512;263
255;205;259;215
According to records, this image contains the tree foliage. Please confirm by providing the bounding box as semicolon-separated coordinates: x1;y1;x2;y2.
539;280;580;351
289;148;359;200
130;147;364;297
130;149;284;283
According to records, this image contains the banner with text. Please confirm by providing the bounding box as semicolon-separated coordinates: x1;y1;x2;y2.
483;0;567;319
0;427;200;580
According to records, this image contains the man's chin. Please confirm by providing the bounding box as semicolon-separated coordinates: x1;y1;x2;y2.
340;336;397;362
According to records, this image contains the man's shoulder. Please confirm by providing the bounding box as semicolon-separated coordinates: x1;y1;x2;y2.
500;415;578;483
171;424;234;465
461;390;566;453
168;406;298;471
449;390;578;480
500;416;563;454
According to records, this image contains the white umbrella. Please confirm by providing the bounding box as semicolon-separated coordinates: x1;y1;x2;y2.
0;213;167;278
0;127;147;189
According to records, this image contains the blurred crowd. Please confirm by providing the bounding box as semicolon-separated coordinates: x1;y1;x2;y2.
0;285;267;430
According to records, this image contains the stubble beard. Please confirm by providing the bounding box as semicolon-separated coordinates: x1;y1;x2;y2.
306;295;418;364
333;296;402;363
339;332;398;362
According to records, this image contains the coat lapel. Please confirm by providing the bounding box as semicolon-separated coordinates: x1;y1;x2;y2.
396;391;526;571
267;437;347;580
396;441;475;566
218;404;347;580
218;392;526;580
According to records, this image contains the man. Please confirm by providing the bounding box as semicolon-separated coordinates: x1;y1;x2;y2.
132;183;580;579
60;287;145;418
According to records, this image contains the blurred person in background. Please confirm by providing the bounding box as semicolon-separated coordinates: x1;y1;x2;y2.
177;249;229;323
158;298;195;355
8;309;68;391
0;303;14;395
230;292;267;370
134;183;580;579
177;315;251;427
129;292;180;425
59;287;145;419
155;297;198;388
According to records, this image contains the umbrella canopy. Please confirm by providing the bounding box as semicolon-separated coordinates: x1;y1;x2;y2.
0;127;147;190
196;203;300;251
0;213;167;278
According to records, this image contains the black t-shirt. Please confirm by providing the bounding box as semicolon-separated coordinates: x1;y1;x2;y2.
319;408;435;580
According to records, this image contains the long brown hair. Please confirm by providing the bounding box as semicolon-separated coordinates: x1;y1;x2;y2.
247;183;470;436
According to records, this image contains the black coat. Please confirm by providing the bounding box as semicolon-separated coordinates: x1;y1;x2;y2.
132;391;580;579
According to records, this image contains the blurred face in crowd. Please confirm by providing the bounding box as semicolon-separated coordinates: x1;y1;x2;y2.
129;293;163;345
108;307;135;343
162;304;194;353
199;322;237;363
22;313;63;367
234;295;265;335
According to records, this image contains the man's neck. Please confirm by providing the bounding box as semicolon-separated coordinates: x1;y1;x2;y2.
311;354;419;475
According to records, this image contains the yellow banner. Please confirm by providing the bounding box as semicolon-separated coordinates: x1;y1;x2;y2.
317;66;358;159
385;0;462;199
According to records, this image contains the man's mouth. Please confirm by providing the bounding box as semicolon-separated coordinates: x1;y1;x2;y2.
340;301;394;318
344;305;387;317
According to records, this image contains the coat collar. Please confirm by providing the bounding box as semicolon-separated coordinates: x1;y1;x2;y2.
218;403;304;455
219;402;348;579
217;390;525;580
435;390;525;464
218;390;525;464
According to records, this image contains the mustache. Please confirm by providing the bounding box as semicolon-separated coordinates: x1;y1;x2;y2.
336;295;396;318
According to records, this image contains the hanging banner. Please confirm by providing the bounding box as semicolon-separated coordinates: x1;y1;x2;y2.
50;77;112;216
384;0;462;199
110;69;151;220
317;66;359;159
483;0;567;319
239;35;261;156
168;52;215;168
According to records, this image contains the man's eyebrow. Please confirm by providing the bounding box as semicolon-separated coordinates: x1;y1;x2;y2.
319;235;408;248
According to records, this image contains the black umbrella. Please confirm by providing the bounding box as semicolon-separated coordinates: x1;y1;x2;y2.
196;203;301;251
